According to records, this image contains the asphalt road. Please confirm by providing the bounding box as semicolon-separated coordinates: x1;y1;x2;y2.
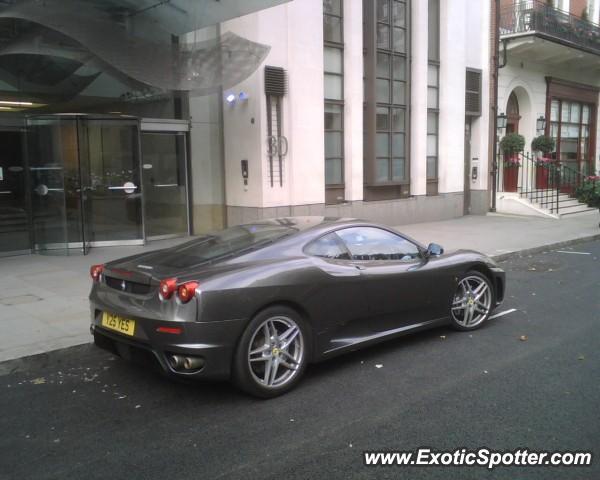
1;240;599;480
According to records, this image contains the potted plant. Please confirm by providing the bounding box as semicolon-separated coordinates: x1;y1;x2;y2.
531;135;555;189
500;133;525;192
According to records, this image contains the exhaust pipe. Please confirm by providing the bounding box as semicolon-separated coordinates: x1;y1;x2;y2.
168;354;186;370
183;356;204;370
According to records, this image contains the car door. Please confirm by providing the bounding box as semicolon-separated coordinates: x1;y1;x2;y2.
303;232;371;351
335;226;446;333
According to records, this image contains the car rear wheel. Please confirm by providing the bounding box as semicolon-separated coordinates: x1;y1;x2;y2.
232;306;309;398
450;271;494;331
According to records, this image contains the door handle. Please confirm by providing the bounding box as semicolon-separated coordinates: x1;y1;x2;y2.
153;184;178;187
108;185;138;190
352;264;366;270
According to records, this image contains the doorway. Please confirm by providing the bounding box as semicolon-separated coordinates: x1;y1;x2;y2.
24;114;192;255
0;129;30;256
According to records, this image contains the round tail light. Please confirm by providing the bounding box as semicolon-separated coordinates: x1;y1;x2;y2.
159;278;178;300
177;282;199;303
90;264;104;282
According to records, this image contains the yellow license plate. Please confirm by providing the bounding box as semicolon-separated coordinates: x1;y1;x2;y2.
101;312;135;336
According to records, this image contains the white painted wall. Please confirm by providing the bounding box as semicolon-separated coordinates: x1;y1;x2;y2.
220;0;324;209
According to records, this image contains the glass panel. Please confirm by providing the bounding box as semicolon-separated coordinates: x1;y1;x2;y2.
392;108;405;131
325;131;343;157
323;0;341;15
376;158;389;182
376;52;390;78
392;158;405;181
376;78;390;103
427;0;439;60
427;134;438;155
324;47;343;73
570;103;580;123
325;103;343;130
336;227;420;260
582;105;590;124
325;158;343;185
393;81;405;105
376;107;389;130
393;1;406;27
561;102;570;122
550;122;559;139
324;74;343;100
427;156;437;179
393;56;406;80
376;133;389;156
27;117;82;254
550;100;559;121
84;119;142;242
142;133;188;238
427;112;438;134
427;64;439;87
323;15;342;43
376;0;390;23
392;133;404;156
306;232;348;259
377;24;390;49
393;27;405;52
0;130;30;254
427;86;438;108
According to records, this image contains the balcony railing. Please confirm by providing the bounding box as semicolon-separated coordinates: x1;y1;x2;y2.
500;1;600;55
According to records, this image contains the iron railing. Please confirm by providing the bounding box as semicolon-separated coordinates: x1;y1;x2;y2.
499;1;600;55
496;152;598;215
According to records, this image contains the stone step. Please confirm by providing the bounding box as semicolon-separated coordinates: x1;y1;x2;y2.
559;204;597;216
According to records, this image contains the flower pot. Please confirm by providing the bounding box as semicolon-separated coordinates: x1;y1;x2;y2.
503;166;519;192
535;165;550;189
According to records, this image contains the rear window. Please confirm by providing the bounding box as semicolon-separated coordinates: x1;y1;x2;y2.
159;224;295;267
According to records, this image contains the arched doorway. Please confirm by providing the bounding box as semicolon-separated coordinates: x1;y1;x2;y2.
506;92;520;134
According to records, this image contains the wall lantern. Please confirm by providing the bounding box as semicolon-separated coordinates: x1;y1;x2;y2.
536;115;546;134
497;112;507;133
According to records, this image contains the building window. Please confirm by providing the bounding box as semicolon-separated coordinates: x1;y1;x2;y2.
549;99;594;175
363;0;410;198
426;0;439;194
324;0;344;202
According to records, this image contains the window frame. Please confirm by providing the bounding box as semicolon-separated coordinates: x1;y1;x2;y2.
363;0;411;189
324;0;345;195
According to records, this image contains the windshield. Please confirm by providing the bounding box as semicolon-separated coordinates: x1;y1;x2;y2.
159;223;296;267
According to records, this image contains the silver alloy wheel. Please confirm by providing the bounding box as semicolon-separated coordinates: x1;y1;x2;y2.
247;316;304;389
451;275;492;328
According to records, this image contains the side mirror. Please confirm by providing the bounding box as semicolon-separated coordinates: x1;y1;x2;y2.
426;243;444;257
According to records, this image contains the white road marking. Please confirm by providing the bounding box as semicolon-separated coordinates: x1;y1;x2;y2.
556;250;591;255
489;308;517;320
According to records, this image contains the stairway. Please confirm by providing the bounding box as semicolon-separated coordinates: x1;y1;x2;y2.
524;190;597;217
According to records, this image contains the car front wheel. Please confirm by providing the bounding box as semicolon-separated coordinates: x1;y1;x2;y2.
450;271;494;331
232;306;309;398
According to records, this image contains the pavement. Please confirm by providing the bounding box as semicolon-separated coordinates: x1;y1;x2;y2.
0;210;599;363
1;240;598;479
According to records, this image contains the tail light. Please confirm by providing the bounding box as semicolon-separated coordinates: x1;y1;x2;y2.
90;264;104;282
159;278;177;300
177;281;199;303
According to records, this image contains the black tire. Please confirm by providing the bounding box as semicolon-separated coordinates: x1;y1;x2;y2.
449;271;495;331
232;306;310;398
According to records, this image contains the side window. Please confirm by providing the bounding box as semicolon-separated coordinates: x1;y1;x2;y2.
305;233;350;260
336;227;420;261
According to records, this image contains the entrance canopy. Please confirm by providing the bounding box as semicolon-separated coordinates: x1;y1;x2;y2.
0;0;288;113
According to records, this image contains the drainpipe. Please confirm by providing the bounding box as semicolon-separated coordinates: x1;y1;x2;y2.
490;1;507;212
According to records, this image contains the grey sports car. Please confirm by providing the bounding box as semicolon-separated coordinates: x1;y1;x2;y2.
89;217;505;398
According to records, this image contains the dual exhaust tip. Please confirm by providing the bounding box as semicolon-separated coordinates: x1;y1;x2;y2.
168;354;205;372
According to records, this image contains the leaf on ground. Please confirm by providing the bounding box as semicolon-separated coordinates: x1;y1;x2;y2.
578;355;585;361
439;335;446;340
30;377;46;385
375;364;383;369
519;335;528;341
